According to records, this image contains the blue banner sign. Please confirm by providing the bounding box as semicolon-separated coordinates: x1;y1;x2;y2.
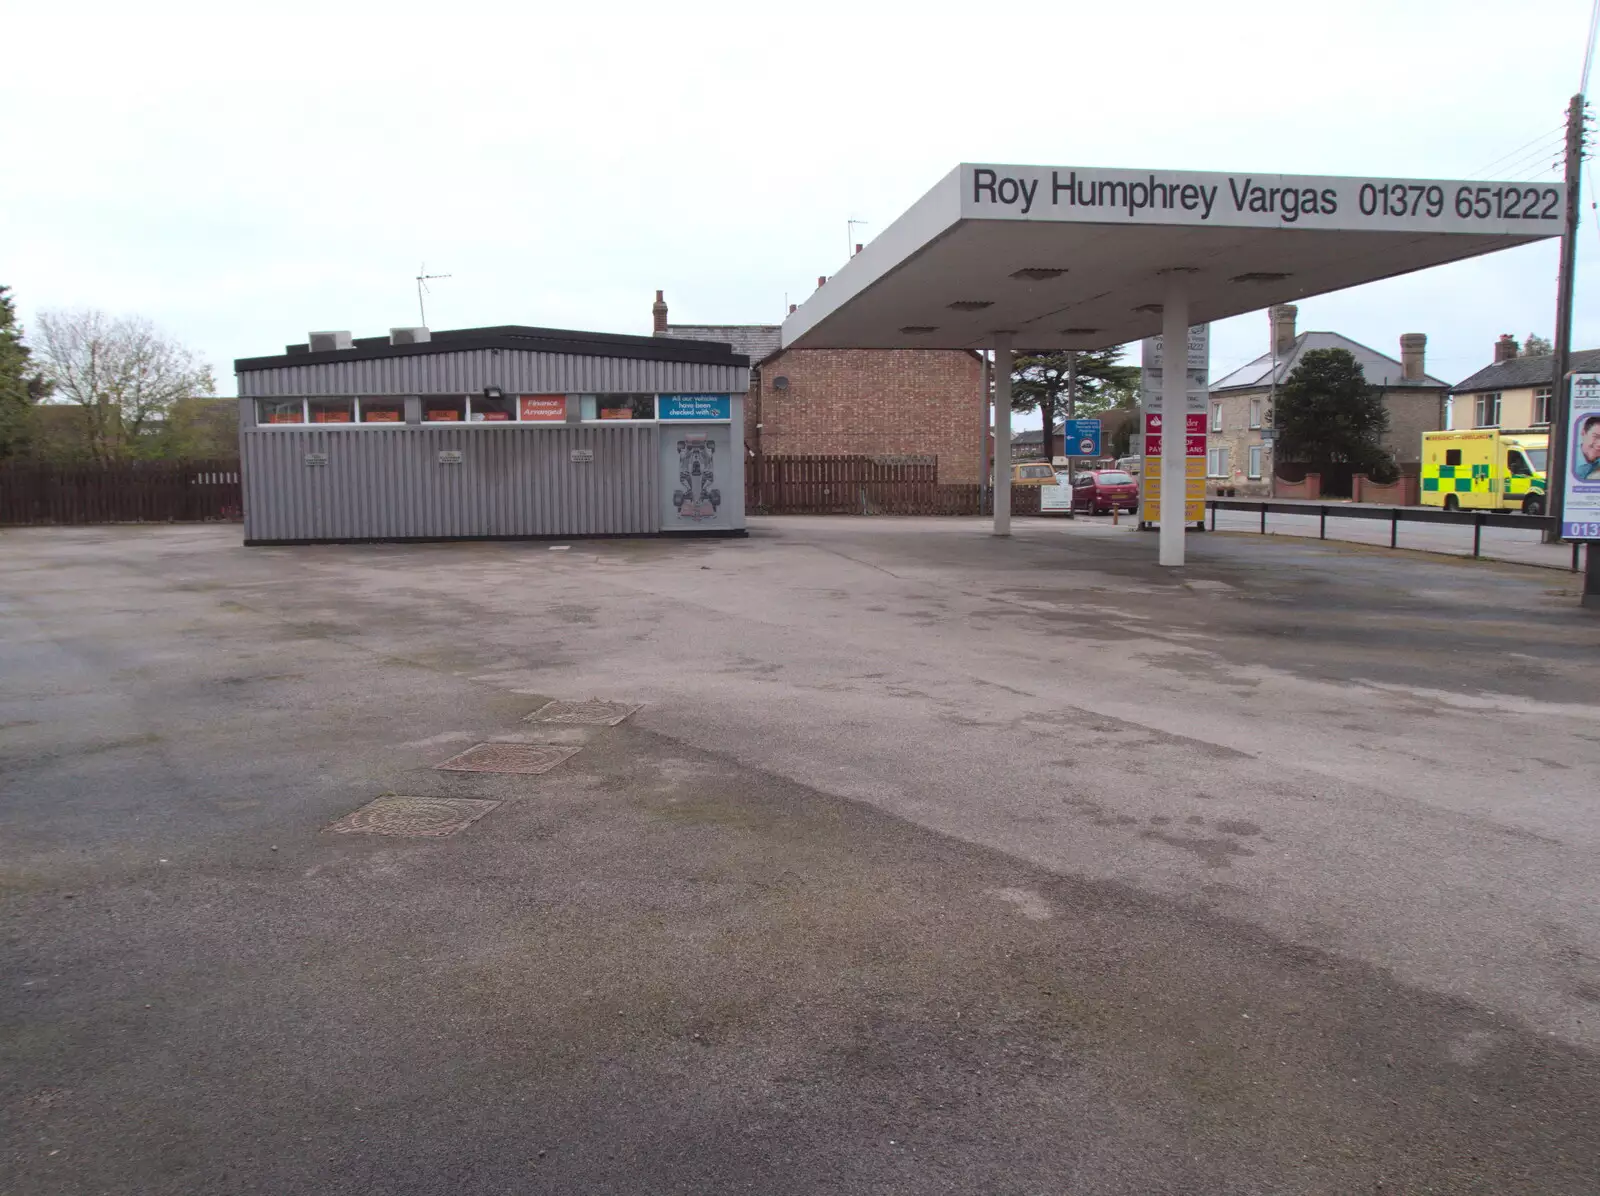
659;394;731;421
1064;418;1102;457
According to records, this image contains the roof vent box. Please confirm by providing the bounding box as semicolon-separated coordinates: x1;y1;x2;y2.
390;327;431;345
308;330;354;352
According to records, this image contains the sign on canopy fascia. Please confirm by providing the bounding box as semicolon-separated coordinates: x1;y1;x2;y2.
781;162;1563;354
961;164;1565;233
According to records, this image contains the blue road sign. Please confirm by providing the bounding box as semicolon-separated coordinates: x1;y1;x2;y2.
1064;418;1102;457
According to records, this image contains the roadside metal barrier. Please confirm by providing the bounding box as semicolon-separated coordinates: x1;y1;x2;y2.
1204;499;1582;571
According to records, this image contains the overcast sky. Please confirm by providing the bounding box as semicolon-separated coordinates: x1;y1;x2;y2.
4;0;1597;417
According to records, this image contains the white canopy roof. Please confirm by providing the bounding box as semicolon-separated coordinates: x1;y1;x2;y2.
782;164;1562;352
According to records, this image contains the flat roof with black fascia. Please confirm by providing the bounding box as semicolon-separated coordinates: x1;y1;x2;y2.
234;325;750;372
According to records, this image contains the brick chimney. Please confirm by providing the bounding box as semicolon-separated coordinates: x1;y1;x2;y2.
1399;333;1427;382
1269;304;1298;359
1494;333;1518;362
652;290;668;336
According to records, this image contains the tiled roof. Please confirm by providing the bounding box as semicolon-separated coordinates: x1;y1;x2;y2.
1210;331;1448;392
1452;349;1600;393
666;324;783;365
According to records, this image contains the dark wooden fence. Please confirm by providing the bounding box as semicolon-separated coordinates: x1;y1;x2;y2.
0;460;243;525
747;454;1039;516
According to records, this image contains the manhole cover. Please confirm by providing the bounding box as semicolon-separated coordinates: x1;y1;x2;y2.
327;796;500;837
435;742;582;775
525;700;642;727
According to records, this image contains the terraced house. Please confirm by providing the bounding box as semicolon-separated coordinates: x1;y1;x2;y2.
1450;335;1600;430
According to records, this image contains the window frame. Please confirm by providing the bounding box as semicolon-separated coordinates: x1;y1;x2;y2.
1248;398;1263;429
1247;444;1262;479
1210;401;1223;433
580;393;657;423
1474;392;1501;428
253;392;707;428
1533;386;1553;425
1207;446;1230;478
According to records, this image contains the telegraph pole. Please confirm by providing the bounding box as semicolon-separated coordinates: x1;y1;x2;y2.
1546;93;1587;541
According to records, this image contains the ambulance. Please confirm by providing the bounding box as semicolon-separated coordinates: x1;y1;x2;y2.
1419;428;1548;515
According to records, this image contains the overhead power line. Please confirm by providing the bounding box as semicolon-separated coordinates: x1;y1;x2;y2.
1471;123;1566;176
1583;0;1600;93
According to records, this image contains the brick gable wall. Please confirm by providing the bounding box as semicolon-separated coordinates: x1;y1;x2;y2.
748;349;984;482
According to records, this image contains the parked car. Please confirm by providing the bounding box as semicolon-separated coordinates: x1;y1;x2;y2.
1071;469;1140;514
1010;462;1060;486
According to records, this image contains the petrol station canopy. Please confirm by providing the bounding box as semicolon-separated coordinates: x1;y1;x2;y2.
781;163;1564;353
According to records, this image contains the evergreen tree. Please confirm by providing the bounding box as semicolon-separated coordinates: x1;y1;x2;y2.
1011;347;1139;458
1276;348;1395;481
0;285;50;459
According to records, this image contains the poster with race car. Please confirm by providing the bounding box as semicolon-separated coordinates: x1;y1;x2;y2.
659;424;733;530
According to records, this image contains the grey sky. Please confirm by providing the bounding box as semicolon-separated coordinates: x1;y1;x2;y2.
4;0;1595;412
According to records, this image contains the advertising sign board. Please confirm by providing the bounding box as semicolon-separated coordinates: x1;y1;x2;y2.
519;395;566;421
1561;374;1600;540
659;394;732;421
1141;412;1206;525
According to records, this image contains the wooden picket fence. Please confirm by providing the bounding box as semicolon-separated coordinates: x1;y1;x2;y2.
0;459;244;525
747;454;1038;516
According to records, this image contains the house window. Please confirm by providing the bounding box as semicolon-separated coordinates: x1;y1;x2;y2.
1248;445;1262;479
1475;392;1501;427
1207;446;1230;477
1210;401;1223;432
1534;386;1553;424
1248;398;1263;429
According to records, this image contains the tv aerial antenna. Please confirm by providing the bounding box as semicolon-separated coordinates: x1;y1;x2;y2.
415;263;451;326
846;218;869;259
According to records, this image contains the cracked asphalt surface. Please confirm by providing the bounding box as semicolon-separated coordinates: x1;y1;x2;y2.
2;517;1598;1194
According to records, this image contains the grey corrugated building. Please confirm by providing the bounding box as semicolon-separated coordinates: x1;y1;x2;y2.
235;324;748;544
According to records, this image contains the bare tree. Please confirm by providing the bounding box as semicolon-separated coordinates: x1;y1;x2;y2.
34;310;216;462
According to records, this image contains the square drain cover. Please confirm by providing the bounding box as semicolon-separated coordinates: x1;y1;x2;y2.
327;796;500;838
435;742;581;775
525;699;642;727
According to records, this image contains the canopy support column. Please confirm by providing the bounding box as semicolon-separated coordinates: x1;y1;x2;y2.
993;333;1013;537
1159;282;1190;567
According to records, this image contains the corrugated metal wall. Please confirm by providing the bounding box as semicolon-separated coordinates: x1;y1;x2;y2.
238;349;747;397
241;425;660;542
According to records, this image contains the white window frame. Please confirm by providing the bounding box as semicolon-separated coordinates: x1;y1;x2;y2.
1207;446;1230;477
1534;386;1553;425
356;397;406;425
1475;392;1501;428
1248;398;1262;429
466;392;519;423
580;393;660;424
1248;444;1262;479
1210;401;1223;432
257;397;309;426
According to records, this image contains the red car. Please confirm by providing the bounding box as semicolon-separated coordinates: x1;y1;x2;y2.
1070;469;1140;514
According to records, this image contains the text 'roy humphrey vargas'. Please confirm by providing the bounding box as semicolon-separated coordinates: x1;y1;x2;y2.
971;168;1340;223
